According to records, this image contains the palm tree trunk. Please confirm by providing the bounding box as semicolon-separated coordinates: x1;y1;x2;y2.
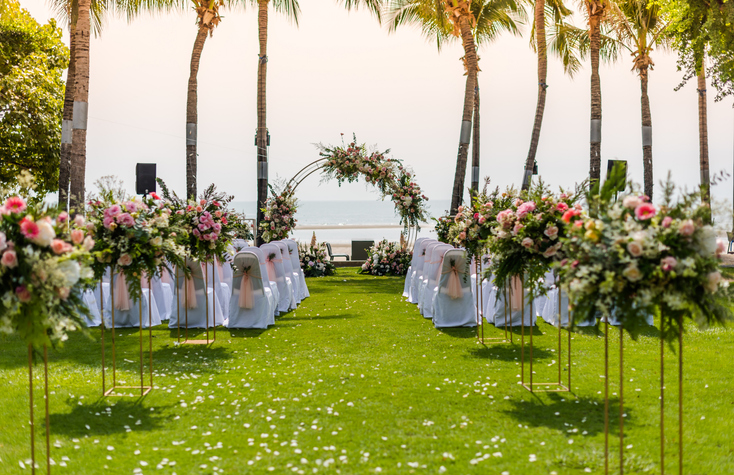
186;24;209;200
256;0;269;245
697;65;710;205
449;13;478;215
59;1;78;209
588;7;603;186
69;0;91;214
522;0;547;191
470;84;480;193
640;63;653;199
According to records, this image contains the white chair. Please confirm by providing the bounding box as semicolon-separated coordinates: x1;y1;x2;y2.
403;237;427;298
432;248;477;328
247;246;279;322
147;272;173;321
276;241;301;307
227;251;271;329
232;239;249;252
168;260;224;329
422;243;453;319
491;276;536;327
418;242;442;314
261;243;295;313
284;239;309;300
103;272;162;328
203;259;230;318
409;239;434;304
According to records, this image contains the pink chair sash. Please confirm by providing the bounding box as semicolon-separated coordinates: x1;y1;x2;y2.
444;265;463;299
161;268;172;285
510;276;523;311
180;275;198;309
238;273;257;309
140;271;150;289
266;259;277;281
114;273;130;311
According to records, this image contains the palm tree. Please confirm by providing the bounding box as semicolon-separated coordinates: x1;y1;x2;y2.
697;57;709;203
185;0;224;199
608;0;668;199
388;0;522;214
520;0;582;189
582;0;608;187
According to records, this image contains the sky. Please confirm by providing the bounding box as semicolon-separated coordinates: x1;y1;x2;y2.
18;0;734;220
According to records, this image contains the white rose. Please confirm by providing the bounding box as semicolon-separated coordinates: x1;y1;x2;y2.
0;232;6;252
627;241;643;257
32;220;56;247
705;271;722;292
543;225;559;240
622;195;642;209
622;263;642;282
150;236;163;247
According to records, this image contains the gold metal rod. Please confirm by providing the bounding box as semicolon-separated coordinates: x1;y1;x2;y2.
504;285;508;340
213;261;216;342
176;267;181;344
29;343;35;475
148;277;153;389
111;270;116;388
521;277;525;389
661;317;665;475
529;294;533;392
605;319;609;475
678;314;683;475
185;268;189;343
205;264;210;343
44;345;50;474
558;280;562;385
139;295;144;397
475;260;480;340
101;278;106;395
620;326;624;475
568;303;571;389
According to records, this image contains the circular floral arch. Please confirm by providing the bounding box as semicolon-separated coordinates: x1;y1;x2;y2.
259;135;429;244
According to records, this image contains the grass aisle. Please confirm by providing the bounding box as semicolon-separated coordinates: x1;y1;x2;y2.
0;268;733;474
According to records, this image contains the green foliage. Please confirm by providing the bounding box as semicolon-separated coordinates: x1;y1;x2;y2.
0;1;68;195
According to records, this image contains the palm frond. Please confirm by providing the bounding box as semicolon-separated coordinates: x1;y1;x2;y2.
339;0;384;23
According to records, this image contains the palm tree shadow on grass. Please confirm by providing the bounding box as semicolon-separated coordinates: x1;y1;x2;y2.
49;399;175;437
285;314;360;322
502;392;629;438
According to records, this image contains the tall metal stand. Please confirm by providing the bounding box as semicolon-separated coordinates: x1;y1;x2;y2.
474;258;507;345
102;270;153;397
520;276;571;393
659;315;684;475
27;344;51;474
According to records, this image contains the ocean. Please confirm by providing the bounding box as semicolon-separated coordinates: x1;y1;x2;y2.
230;199;451;245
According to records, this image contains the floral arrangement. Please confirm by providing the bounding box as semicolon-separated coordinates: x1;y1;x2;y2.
559;170;734;336
433;214;453;243
360;240;412;276
485;180;583;297
298;234;336;277
0;172;95;347
157;180;248;262
318;134;429;232
260;185;297;243
87;191;188;302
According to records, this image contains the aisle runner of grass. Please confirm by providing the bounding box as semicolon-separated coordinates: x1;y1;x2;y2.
0;268;732;474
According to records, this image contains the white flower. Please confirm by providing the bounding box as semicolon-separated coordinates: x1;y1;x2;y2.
0;232;6;252
544;225;559;240
622;195;642;209
32;220;56;247
622;262;642;282
58;260;81;287
695;226;717;256
627;241;643;257
149;236;163;247
705;271;722;293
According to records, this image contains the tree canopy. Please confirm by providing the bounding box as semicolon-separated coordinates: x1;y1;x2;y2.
0;0;68;194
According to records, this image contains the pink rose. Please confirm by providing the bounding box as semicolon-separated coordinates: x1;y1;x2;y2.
627;241;643;257
103;216;115;229
623;195;642;209
516;201;536;219
544;225;559;240
705;271;722;292
634;203;656;220
57;287;70;300
1;249;18;268
51;239;72;255
74;215;85;227
16;286;31;303
478;216;486;224
200;199;207;206
716;239;726;256
458;231;466;241
521;237;534;248
117;254;133;266
116;213;135;227
556;202;569;212
215;210;222;218
196;206;203;213
662;216;672;228
660;256;677;272
71;229;85;245
104;204;121;217
513;223;524;235
83;236;95;251
678;219;695;237
57;212;69;223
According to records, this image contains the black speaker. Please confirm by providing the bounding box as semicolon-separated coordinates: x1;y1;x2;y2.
136;163;156;195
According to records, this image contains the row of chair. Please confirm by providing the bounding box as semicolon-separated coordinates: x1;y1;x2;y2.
401;238;476;328
80;239;309;330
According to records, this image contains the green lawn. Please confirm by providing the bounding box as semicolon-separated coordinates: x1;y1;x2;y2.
1;268;732;474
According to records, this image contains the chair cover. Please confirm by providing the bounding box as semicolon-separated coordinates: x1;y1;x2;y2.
168;260;224;329
490;276;536;327
284;239;309;300
421;243;453;319
147;272;173;321
247;246;278;322
103;272;162;328
232;239;249;252
82;288;102;327
432;249;477;328
227;252;271;329
403;237;427;298
409;239;435;304
418;242;442;314
204;259;230;317
275;241;301;307
261;243;295;313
